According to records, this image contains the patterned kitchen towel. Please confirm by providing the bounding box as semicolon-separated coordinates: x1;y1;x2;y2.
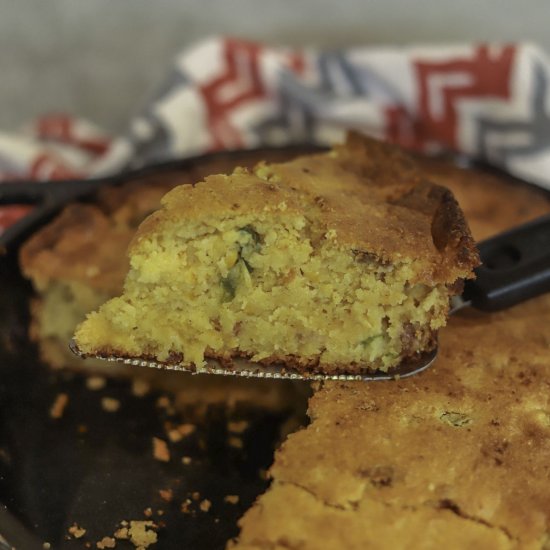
1;37;550;234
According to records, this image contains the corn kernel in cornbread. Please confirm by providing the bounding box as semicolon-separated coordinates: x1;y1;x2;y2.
74;134;478;375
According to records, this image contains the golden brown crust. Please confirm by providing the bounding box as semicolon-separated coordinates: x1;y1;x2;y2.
19;149;320;378
417;156;550;241
333;130;424;192
130;171;307;254
20;202;135;293
392;181;479;272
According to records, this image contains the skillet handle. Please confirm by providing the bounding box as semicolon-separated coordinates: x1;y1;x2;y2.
463;213;550;312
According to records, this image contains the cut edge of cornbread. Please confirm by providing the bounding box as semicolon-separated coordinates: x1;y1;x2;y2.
74;134;479;375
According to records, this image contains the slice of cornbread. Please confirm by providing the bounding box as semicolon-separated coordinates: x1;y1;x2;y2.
20;151;310;410
20;149;309;374
74;134;479;375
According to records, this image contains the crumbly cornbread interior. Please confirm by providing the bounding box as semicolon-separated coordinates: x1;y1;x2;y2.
74;135;477;374
75;206;447;372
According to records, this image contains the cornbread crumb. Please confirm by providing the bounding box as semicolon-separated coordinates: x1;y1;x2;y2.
228;436;243;449
50;393;69;419
113;527;129;540
128;521;157;549
155;396;175;415
258;469;269;480
43;543;51;549
167;423;195;442
156;396;171;409
158;489;173;502
0;448;9;463
152;437;170;462
191;491;200;501
199;499;212;512
131;378;150;397
228;420;249;434
224;495;239;505
181;456;192;465
68;523;86;538
167;429;182;443
143;508;153;518
96;537;116;549
101;397;120;413
86;376;106;391
180;499;192;514
177;423;195;436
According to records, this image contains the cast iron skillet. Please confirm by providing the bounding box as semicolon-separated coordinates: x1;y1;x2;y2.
1;146;550;548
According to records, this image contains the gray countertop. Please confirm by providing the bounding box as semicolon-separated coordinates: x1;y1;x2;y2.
1;0;549;134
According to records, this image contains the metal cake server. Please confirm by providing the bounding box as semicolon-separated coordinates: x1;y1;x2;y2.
70;213;550;381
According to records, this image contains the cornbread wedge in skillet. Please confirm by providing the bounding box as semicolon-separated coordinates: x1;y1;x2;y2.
19;180;173;373
74;133;478;376
19;152;307;409
232;167;550;550
19;150;305;373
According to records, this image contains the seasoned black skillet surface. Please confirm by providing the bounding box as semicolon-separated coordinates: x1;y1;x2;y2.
0;251;307;550
0;147;317;550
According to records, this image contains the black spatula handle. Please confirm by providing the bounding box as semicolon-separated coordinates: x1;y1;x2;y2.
463;213;550;312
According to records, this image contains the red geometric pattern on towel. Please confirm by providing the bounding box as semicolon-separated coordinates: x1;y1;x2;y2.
199;39;266;151
386;45;516;151
199;38;306;151
35;114;110;155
